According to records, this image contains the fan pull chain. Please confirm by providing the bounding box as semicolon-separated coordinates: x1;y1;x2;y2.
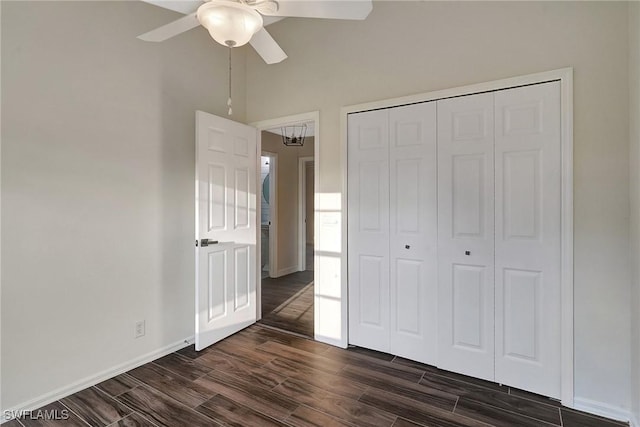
227;47;233;116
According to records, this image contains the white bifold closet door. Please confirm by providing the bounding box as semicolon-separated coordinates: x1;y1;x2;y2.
437;92;496;382
348;80;562;399
493;81;561;398
348;109;391;351
437;81;561;398
348;102;437;364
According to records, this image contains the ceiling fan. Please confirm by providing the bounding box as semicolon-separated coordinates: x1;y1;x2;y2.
137;0;373;64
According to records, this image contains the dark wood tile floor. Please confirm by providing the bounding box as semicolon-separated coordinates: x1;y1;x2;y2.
260;270;314;337
11;325;629;427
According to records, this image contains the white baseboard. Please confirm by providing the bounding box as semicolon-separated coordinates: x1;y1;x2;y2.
1;336;194;424
573;397;631;424
274;265;299;278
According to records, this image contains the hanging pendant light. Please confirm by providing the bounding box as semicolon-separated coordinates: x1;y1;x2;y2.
197;1;263;48
281;124;307;147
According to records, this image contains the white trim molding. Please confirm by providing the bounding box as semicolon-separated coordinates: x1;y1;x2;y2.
1;336;194;424
260;150;278;281
340;68;574;405
573;397;632;424
298;156;314;271
559;69;575;408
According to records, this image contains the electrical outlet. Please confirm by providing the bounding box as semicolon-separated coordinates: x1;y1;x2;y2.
135;320;145;338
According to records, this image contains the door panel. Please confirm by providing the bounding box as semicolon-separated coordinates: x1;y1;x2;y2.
234;246;250;309
208;164;226;231
502;268;540;360
395;259;421;334
196;111;257;351
348;109;390;352
395;159;420;233
452;153;487;238
503;151;541;240
359;161;385;232
234;168;250;228
207;251;226;320
359;255;385;326
452;264;486;350
389;103;437;364
438;93;495;381
494;81;561;398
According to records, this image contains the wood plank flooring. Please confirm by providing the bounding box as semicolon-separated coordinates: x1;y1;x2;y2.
260;270;314;337
12;325;628;427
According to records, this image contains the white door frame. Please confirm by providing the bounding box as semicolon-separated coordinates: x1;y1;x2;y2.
298;156;314;271
251;111;320;339
261;151;278;280
341;68;574;406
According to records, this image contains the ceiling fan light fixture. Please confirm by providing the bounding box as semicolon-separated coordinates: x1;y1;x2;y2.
252;0;279;15
197;1;263;48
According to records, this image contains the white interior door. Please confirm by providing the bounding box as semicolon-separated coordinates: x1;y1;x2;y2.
195;111;257;351
437;93;496;381
494;81;562;398
389;103;438;364
347;109;391;353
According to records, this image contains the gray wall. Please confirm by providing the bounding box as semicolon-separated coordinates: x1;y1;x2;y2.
1;0;247;409
246;1;632;414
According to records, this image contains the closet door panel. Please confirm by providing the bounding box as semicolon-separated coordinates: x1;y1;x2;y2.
494;81;561;398
437;93;495;382
389;102;437;364
452;264;487;349
348;109;391;352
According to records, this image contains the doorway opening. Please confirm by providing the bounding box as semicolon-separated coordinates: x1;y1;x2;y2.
258;122;315;338
260;152;277;279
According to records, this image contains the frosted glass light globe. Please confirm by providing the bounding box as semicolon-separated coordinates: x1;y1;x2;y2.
197;1;263;47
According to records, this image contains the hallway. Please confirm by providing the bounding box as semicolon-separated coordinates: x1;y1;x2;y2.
260;245;314;337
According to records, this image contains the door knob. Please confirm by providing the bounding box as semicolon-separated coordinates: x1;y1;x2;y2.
198;239;219;247
465;250;471;256
405;245;410;249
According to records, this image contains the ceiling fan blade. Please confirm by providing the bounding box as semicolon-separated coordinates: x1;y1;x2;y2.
261;0;372;20
249;28;288;64
139;0;203;15
262;16;286;26
137;13;200;42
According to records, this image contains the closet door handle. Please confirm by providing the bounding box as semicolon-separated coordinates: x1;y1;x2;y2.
465;250;471;256
405;245;410;249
